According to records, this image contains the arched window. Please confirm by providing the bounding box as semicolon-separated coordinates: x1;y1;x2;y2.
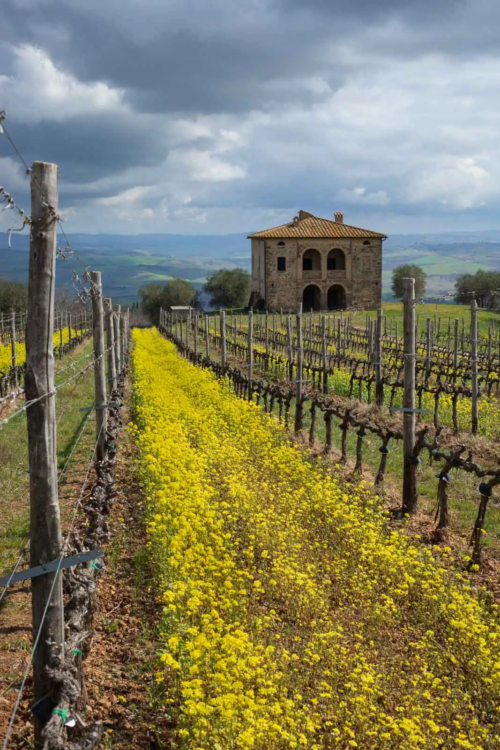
302;248;321;271
327;248;346;271
277;241;285;246
363;240;371;245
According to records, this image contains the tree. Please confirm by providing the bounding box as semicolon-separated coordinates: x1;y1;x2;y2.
204;268;251;309
0;277;28;313
455;270;500;307
392;265;426;299
139;278;198;324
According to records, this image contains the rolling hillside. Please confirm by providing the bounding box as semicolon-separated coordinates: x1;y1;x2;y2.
2;229;500;305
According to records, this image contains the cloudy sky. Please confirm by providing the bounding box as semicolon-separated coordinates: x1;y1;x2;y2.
0;0;499;235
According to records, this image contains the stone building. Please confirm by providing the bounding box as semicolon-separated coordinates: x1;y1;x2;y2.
248;210;386;311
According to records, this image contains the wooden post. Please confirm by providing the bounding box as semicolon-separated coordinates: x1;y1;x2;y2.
194;311;198;359
113;305;121;375
425;317;431;377
321;314;328;394
10;311;17;386
453;318;459;372
265;310;270;357
205;314;210;359
221;310;227;369
294;303;304;432
403;278;417;513
247;309;254;399
25;162;64;744
186;309;191;351
90;271;108;462
471;295;478;434
103;298;117;393
375;308;383;406
287;314;294;380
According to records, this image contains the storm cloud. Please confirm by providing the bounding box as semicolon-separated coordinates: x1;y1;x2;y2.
0;0;499;234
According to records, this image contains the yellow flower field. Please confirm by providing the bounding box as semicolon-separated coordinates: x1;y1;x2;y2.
0;327;79;372
133;328;500;749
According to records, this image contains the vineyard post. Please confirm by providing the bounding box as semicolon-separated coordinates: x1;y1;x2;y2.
471;295;478;434
68;311;72;343
114;304;122;375
287;314;294;380
375;308;383;406
58;314;63;358
91;271;108;462
120;310;126;364
10;311;17;387
186;309;191;351
321;314;328;394
221;309;227;369
194;311;198;359
461;319;465;352
337;317;342;365
425;318;431;377
294;303;304;432
205;314;210;359
265;310;269;357
488;326;492;372
403;277;417;513
103;297;117;393
247;309;254;399
453;319;459;372
25;161;64;744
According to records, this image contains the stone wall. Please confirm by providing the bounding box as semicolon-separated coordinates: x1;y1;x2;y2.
251;237;382;310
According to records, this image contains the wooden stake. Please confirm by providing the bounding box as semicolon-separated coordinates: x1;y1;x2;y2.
471;295;478;434
113;305;121;375
90;271;108;462
321;314;328;394
25;162;64;744
103;298;117;392
403;277;417;513
247;309;254;399
294;303;304;432
287;314;294;380
10;311;17;387
375;308;383;406
221;310;227;369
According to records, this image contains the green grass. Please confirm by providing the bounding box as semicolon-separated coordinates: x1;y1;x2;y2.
0;339;98;580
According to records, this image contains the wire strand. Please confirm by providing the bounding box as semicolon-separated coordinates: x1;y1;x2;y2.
0;406;95;607
1;415;105;750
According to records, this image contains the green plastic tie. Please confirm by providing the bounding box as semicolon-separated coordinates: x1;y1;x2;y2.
72;649;85;657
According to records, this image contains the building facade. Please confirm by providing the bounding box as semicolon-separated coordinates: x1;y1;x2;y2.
248;211;386;311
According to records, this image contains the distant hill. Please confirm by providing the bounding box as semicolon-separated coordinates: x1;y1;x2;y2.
2;229;500;305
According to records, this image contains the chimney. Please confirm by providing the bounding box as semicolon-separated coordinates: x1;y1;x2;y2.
334;212;344;224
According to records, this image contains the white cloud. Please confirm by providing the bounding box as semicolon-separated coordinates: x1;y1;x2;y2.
0;45;123;122
410;157;497;209
166;149;246;182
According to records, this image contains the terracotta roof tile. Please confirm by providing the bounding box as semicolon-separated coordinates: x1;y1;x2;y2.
247;214;386;240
